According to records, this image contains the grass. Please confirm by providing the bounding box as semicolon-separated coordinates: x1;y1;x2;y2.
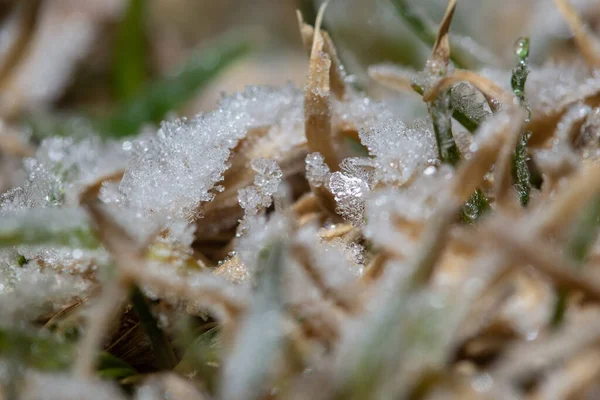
3;0;600;398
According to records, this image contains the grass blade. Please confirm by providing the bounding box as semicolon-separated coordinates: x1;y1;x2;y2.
130;285;178;370
0;208;99;249
390;0;486;69
102;33;251;138
113;0;148;101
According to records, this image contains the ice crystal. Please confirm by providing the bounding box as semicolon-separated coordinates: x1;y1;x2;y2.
238;159;283;217
305;152;331;188
0;136;126;212
359;116;438;184
329;158;373;226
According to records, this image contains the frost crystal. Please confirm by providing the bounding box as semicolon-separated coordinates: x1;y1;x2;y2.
119;85;302;220
359;116;438;184
329;158;373;226
238;159;282;217
0;136;126;212
305;152;331;188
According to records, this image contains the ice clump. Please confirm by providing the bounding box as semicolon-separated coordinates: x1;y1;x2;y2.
238;159;283;218
0;136;126;212
119;84;303;221
329;158;374;226
359;117;438;185
364;165;452;255
306;152;331;188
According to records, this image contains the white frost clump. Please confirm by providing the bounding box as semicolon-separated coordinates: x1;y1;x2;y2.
364;166;452;255
119;84;302;220
238;159;283;218
329;158;373;226
0;136;126;212
359;117;438;185
305;152;331;188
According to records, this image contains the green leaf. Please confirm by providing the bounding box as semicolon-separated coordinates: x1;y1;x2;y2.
0;209;99;249
102;33;251;138
460;188;491;224
114;0;148;101
130;285;178;370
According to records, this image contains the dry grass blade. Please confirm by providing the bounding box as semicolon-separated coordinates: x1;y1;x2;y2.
304;2;339;171
292;244;356;313
485;216;600;301
491;309;600;384
533;163;600;235
423;70;515;111
411;109;524;285
431;0;457;65
553;0;600;69
0;129;34;157
73;279;129;378
367;64;417;94
0;0;41;91
296;9;346;99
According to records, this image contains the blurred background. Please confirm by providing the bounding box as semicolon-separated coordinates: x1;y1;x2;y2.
0;0;596;146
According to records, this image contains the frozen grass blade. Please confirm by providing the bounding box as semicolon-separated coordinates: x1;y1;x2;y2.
368;65;481;133
553;0;600;69
220;239;285;400
103;33;251;138
304;3;340;170
510;37;532;206
0;208;99;249
113;0;148;101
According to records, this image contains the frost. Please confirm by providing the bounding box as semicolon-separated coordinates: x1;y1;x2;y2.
305;152;330;188
21;373;126;400
0;136;126;212
329;158;373;226
481;61;600;116
238;159;283;217
450;82;492;124
364;166;452;254
359;116;438;184
119;84;302;221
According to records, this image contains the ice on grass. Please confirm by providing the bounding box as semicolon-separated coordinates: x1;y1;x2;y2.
481;61;600;116
119;84;303;221
450;82;492;125
0;136;127;212
305;152;331;188
364;166;452;255
21;373;126;400
359;116;437;185
329;158;374;226
238;159;283;217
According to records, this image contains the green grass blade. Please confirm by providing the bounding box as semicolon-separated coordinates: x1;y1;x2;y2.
551;192;600;327
566;192;600;265
97;352;137;380
102;33;251;138
130;285;178;370
0;327;73;370
0;209;99;249
510;37;532;206
114;0;148;101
